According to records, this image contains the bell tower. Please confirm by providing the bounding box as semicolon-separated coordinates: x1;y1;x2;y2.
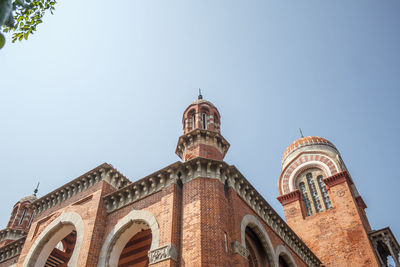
276;136;397;267
175;93;230;162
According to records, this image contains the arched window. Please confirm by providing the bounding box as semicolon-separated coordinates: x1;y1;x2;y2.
18;207;27;225
306;173;323;212
8;206;18;227
296;168;332;216
202;113;207;129
299;182;312;216
317;175;332;209
192;113;196;129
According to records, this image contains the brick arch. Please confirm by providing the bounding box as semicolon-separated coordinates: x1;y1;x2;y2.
241;214;275;267
275;244;297;267
281;154;339;194
98;209;159;267
23;212;84;267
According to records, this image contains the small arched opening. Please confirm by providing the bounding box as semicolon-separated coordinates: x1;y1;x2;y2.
279;255;290;267
275;245;297;267
245;227;268;267
241;214;275;267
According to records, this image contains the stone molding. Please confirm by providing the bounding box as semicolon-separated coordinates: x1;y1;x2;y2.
98;209;160;267
0;236;25;263
104;157;322;266
29;163;130;216
231;241;249;259
355;196;367;210
23;212;84;267
0;228;26;244
175;128;230;160
148;243;178;265
277;190;302;206
323;171;351;189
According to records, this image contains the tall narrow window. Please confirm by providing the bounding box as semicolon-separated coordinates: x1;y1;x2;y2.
202;113;207;129
192;114;196;129
306;173;323;212
18;208;27;225
317;175;332;209
299;182;313;216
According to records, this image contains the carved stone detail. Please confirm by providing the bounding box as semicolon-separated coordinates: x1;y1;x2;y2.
0;237;25;263
148;243;178;264
30;163;130;216
231;241;249;259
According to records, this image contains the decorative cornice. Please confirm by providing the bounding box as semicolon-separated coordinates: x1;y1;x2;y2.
175;129;230;159
231;241;249;259
0;236;25;263
148;243;178;264
355;196;367;210
105;158;322;266
103;162;182;213
323;171;351;189
369;227;400;251
277;190;302;206
29;163;131;216
0;228;26;244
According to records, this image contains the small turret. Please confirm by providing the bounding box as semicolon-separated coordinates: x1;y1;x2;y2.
175;93;229;162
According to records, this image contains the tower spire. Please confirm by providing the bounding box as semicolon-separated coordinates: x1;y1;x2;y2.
33;182;40;196
198;88;203;100
299;128;304;138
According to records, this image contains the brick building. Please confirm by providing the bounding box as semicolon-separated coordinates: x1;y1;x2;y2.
0;95;398;267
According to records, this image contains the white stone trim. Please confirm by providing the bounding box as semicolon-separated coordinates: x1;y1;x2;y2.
23;212;84;267
287;160;332;192
98;209;159;267
275;244;297;267
240;214;275;266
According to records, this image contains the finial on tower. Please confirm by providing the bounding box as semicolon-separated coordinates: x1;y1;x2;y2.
33;182;40;196
299;128;304;138
198;88;203;100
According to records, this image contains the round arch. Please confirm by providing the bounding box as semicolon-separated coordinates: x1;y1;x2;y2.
240;214;275;266
281;153;340;194
98;209;159;267
287;161;332;192
275;244;297;267
23;212;84;267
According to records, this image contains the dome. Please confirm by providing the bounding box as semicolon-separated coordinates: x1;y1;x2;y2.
18;195;37;204
282;136;337;165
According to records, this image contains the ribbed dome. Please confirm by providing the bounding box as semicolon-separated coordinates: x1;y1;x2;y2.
282;136;336;164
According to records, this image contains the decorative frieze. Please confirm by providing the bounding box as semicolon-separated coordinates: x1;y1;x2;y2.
104;162;182;213
0;228;26;244
231;241;249;259
148;243;178;264
0;237;25;263
30;163;130;216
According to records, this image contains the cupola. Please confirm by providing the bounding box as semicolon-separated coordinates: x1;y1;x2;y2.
175;93;230;162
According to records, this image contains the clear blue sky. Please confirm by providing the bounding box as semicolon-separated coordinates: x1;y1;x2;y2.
1;0;399;241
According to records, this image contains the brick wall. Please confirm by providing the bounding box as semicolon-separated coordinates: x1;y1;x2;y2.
283;178;379;267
